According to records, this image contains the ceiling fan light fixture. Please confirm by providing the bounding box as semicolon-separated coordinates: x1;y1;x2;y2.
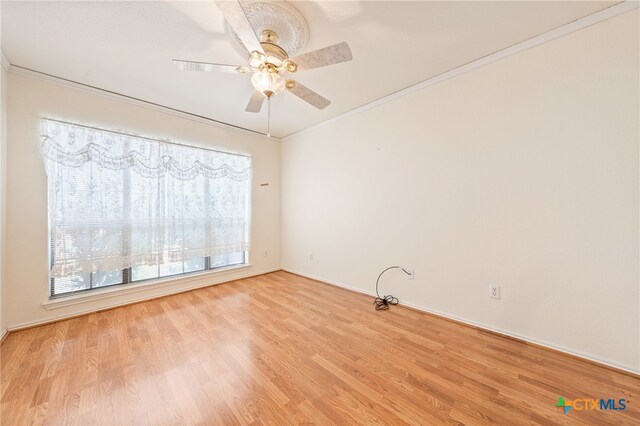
251;70;285;98
282;59;297;73
249;51;267;68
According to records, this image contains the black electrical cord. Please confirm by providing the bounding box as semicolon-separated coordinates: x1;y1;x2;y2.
374;266;411;311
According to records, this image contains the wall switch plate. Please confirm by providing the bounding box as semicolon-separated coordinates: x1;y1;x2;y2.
309;252;314;260
405;269;415;280
490;285;501;299
264;250;268;257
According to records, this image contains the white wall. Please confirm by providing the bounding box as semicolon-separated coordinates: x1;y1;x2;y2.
4;71;281;329
0;65;6;337
1;2;6;337
282;11;639;372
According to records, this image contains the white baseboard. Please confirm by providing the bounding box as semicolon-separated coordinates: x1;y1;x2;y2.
6;267;281;332
283;268;640;376
0;328;8;343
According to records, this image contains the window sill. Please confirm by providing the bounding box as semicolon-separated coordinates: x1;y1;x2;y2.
42;264;252;310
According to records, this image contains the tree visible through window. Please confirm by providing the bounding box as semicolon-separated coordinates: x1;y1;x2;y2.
42;119;251;297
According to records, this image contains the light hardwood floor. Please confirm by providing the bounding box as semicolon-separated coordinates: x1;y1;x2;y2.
1;271;638;425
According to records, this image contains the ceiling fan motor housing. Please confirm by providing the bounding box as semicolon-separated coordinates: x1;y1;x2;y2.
261;42;288;62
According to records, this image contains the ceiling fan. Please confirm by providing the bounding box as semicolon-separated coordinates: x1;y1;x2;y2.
173;0;352;133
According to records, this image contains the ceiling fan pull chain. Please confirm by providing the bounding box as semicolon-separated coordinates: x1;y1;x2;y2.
267;96;271;138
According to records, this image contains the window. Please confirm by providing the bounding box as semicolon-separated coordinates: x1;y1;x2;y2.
42;119;251;297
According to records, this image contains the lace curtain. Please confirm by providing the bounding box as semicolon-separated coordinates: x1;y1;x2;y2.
41;119;251;278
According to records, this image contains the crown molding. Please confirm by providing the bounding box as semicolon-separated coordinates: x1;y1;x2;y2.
1;51;10;71
7;65;277;140
282;0;639;141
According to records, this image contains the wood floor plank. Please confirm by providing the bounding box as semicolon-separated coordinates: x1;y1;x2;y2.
1;271;638;425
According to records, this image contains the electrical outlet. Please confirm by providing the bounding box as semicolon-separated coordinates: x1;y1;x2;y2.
490;285;501;299
405;269;415;280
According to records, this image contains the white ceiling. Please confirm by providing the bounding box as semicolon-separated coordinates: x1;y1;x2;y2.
2;0;618;138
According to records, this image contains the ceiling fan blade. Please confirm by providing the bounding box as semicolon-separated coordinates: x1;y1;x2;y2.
246;90;265;113
214;1;264;54
173;59;249;74
290;42;352;71
286;80;331;110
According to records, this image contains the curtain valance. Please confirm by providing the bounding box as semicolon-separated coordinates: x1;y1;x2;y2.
41;119;251;181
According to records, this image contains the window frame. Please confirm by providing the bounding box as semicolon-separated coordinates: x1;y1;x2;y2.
50;252;249;299
46;120;250;299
